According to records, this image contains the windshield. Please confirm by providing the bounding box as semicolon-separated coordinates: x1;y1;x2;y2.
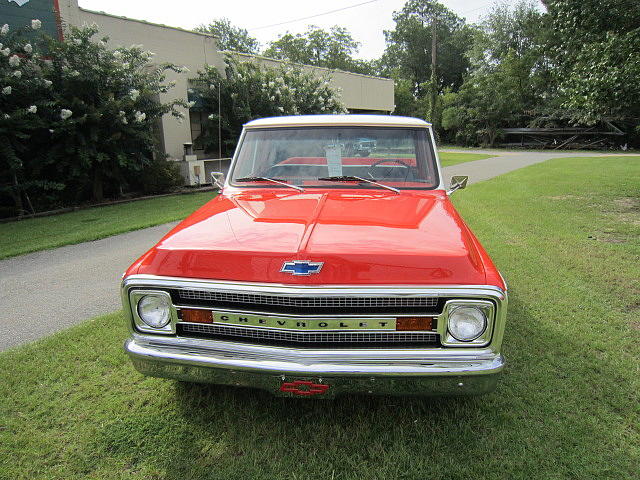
230;127;439;189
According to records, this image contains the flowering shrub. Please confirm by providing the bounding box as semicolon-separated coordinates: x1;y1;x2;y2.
0;23;185;215
190;56;346;156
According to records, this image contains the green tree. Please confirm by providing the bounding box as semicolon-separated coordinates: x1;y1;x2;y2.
195;18;259;54
440;1;551;146
442;52;531;146
381;0;474;95
190;56;346;156
544;0;640;125
392;77;419;117
472;1;549;114
264;26;374;74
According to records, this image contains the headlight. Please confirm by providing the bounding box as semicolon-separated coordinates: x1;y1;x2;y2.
137;294;171;328
447;305;487;341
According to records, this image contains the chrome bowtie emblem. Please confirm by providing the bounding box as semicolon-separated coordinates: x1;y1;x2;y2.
281;260;323;276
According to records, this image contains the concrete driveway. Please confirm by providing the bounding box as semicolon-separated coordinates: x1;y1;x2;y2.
0;150;632;350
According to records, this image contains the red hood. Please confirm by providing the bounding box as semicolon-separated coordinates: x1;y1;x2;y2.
132;188;500;286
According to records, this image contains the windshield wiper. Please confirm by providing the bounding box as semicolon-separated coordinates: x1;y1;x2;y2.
318;175;400;194
235;176;304;192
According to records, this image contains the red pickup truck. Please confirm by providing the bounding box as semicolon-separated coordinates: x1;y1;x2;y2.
121;115;507;398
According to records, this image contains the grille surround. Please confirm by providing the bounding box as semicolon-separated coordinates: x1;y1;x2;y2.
179;323;438;345
177;289;438;309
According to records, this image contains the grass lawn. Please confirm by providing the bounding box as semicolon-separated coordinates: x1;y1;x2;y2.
0;192;215;260
1;156;639;479
439;151;494;166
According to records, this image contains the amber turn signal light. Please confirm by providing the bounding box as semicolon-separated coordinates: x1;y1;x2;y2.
396;316;433;331
181;309;213;323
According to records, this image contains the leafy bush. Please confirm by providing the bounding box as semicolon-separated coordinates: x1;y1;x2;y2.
135;157;183;195
0;22;185;216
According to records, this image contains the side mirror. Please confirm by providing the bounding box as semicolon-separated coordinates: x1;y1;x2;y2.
447;175;468;196
211;171;226;190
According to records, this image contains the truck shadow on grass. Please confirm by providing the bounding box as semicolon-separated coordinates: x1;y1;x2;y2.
158;300;550;476
91;294;635;479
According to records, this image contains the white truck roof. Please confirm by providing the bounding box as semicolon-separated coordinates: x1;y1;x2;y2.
244;115;432;129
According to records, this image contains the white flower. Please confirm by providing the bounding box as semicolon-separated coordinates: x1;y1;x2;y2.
187;101;196;108
278;106;284;112
4;114;10;119
31;19;42;30
70;70;80;77
99;40;107;47
60;109;73;120
73;38;82;46
49;129;54;133
1;48;9;57
129;89;140;100
118;111;128;124
122;62;129;69
24;44;33;54
113;51;123;60
27;105;37;114
209;84;216;90
134;111;146;123
1;24;9;36
2;86;11;95
12;70;21;78
9;55;20;67
208;114;215;120
43;79;52;87
269;96;275;101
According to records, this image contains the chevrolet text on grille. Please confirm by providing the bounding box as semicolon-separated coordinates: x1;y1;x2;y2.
121;115;508;398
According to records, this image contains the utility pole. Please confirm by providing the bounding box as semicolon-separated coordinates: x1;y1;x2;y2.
429;13;438;127
218;81;222;161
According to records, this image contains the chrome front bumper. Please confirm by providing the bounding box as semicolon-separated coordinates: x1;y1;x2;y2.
125;335;505;398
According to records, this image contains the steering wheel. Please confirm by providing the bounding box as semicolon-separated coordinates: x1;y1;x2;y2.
367;158;413;181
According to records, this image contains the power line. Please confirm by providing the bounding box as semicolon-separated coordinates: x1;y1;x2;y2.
460;1;501;17
248;0;382;31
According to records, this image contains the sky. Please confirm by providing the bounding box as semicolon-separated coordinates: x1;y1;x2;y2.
77;0;522;60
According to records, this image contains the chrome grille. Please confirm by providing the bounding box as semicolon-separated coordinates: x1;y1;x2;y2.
177;289;438;309
180;323;438;344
